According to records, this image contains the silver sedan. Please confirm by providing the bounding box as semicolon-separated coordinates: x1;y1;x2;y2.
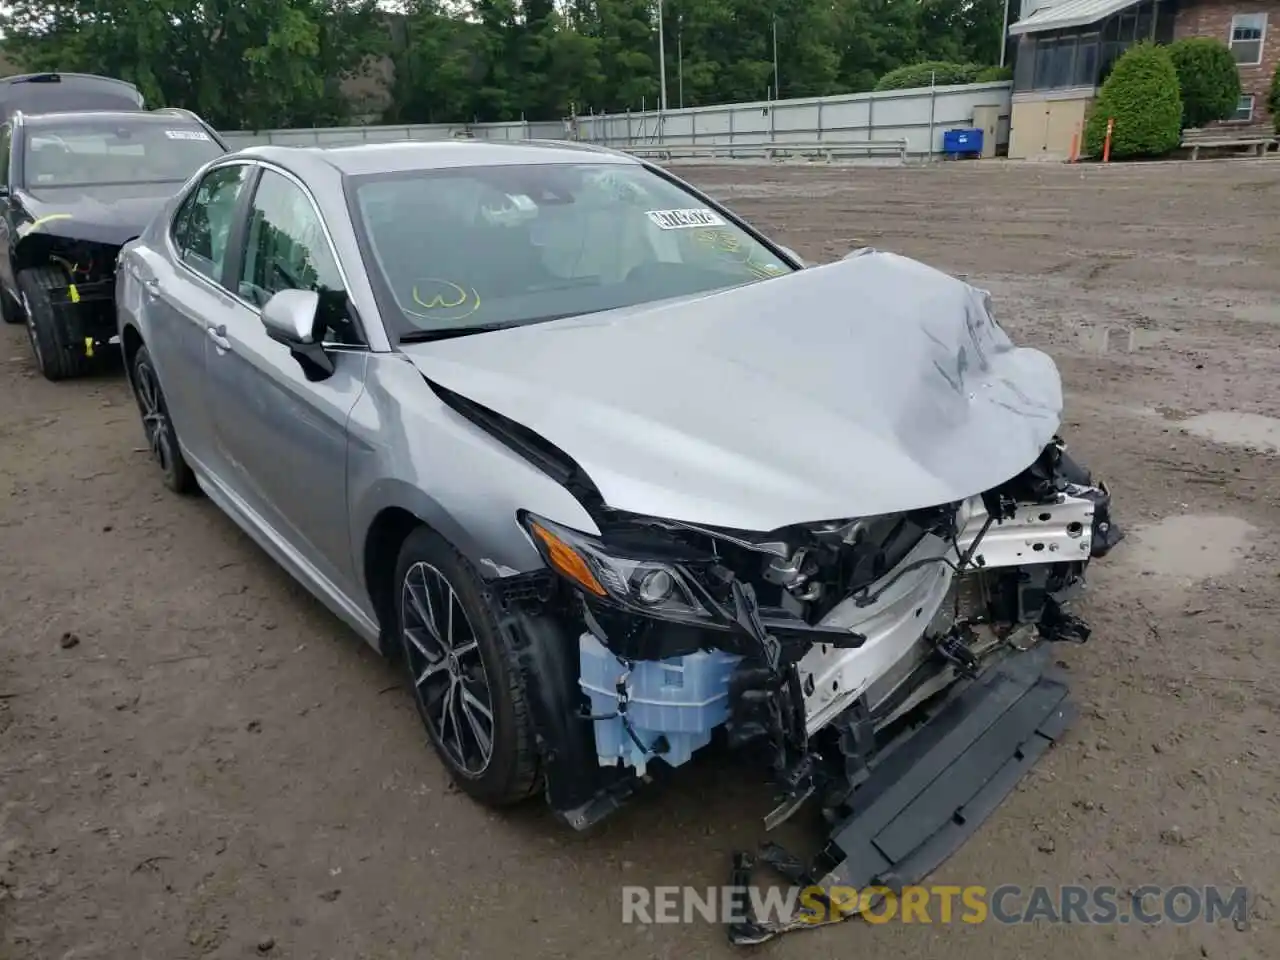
115;141;1121;871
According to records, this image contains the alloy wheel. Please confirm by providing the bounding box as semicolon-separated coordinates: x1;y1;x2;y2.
133;360;173;472
401;561;496;775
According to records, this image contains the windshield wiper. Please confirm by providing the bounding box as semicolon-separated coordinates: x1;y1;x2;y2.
398;321;526;343
398;313;585;343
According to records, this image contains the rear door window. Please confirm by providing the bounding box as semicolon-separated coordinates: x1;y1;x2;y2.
172;164;253;284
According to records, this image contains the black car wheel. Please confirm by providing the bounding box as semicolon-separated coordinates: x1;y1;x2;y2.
18;266;91;381
129;344;197;495
393;527;541;805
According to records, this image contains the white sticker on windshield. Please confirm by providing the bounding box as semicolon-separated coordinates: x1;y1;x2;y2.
165;129;211;141
646;208;727;230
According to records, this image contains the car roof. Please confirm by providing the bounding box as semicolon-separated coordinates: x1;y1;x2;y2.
1;72;139;90
20;110;204;128
235;139;638;178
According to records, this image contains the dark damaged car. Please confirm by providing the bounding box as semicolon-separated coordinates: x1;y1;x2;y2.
1;107;227;379
114;141;1124;941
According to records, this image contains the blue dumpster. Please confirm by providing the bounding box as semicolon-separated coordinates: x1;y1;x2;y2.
943;127;984;159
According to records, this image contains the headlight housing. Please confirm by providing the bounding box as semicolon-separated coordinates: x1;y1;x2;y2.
519;512;720;627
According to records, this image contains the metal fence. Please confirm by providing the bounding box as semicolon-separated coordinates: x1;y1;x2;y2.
220;81;1012;160
572;82;1011;158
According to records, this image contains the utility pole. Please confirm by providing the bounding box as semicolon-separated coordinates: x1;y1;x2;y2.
657;0;668;112
999;0;1011;67
773;16;780;101
678;15;684;109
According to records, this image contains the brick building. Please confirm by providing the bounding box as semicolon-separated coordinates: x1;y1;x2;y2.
1005;0;1280;158
1172;0;1279;123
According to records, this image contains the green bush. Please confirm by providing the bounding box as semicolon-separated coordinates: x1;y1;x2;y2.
1168;37;1241;128
1270;62;1280;131
873;61;983;92
1083;42;1182;158
975;65;1013;83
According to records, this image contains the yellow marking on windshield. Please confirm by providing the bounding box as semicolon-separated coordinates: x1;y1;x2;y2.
412;279;469;310
408;278;481;322
16;213;74;240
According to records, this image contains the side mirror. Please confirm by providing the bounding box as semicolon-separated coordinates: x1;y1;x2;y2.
261;288;334;378
261;288;319;345
778;245;806;268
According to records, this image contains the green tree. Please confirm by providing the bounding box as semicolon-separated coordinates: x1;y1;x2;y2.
1083;42;1182;159
0;0;378;130
833;0;924;92
1270;61;1280;132
386;0;482;124
1167;37;1241;129
874;61;983;91
0;0;1016;129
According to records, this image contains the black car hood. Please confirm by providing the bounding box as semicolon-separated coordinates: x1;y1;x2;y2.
16;182;179;247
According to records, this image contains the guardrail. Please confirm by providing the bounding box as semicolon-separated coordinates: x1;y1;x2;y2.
615;138;909;163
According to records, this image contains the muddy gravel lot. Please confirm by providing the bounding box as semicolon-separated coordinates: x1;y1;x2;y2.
2;158;1279;960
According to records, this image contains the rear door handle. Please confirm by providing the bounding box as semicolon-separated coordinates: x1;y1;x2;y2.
207;324;231;351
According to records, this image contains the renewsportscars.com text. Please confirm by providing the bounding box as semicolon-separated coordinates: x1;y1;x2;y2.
621;884;1250;926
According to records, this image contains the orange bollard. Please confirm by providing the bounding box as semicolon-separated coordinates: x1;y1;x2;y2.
1068;130;1079;163
1102;117;1115;163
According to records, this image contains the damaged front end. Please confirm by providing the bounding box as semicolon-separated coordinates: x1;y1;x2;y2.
17;232;123;354
501;434;1121;936
405;247;1124;941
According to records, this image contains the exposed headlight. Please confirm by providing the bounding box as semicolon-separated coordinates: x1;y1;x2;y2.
519;512;718;626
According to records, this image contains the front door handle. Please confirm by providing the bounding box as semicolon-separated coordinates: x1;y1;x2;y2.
207;324;231;351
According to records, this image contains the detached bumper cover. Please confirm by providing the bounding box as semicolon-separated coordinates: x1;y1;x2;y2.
728;642;1073;945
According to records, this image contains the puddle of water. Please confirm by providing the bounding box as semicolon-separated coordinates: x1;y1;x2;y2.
1076;326;1167;354
1122;514;1255;580
1178;411;1280;454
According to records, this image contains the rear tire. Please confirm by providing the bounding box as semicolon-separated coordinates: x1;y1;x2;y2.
129;344;198;495
393;526;541;806
18;266;91;381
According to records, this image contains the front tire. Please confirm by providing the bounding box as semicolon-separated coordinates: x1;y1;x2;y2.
18;266;91;381
393;527;541;806
129;344;197;495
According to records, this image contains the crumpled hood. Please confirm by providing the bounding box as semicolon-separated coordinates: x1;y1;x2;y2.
402;251;1063;532
17;182;178;247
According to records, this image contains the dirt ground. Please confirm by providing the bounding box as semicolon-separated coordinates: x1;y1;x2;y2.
2;158;1279;960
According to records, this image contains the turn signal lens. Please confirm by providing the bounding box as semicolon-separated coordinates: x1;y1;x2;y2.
529;520;607;597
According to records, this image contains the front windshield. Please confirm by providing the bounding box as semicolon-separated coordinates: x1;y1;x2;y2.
348;162;795;338
23;119;224;188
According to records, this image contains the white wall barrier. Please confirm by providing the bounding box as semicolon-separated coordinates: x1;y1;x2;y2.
220;81;1012;161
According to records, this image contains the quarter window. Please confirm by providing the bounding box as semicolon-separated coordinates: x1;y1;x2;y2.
1230;13;1267;65
172;164;252;283
235;168;357;344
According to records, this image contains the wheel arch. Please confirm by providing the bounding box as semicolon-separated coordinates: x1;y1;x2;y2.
357;481;542;659
362;505;424;659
